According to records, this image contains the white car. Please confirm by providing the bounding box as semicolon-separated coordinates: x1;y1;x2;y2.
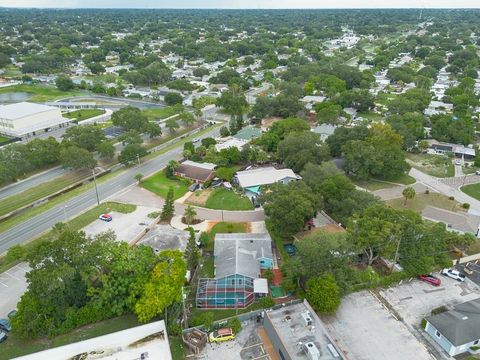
454;159;462;166
441;268;465;282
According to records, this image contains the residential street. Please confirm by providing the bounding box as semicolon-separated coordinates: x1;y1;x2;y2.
0;125;221;254
409;168;480;212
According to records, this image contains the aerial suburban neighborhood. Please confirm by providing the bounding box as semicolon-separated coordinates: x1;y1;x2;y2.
0;3;479;360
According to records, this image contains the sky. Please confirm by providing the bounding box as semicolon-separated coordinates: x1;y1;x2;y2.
0;0;479;8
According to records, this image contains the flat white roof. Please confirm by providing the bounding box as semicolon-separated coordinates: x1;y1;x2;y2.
182;160;216;171
235;167;301;188
13;320;172;360
254;278;269;294
0;102;59;120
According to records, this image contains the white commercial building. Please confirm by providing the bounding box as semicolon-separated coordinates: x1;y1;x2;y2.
13;320;172;360
0;102;70;139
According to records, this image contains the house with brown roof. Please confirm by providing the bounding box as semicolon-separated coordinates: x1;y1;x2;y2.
174;160;216;184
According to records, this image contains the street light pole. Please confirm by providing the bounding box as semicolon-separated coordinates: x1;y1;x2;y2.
92;169;100;206
63;205;68;221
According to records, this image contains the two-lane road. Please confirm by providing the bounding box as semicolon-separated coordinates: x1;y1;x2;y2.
0;125;220;254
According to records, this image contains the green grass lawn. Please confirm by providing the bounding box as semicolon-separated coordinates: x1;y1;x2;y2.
353;179;398;191
169;336;185;360
387;193;464;213
0;172;90;218
407;153;454;178
142;107;180;121
0;135;11;143
461;183;480;201
357;111;384;122
142;171;190;199
0;314;140;360
63;109;105;120
0;84;84;102
204;222;248;251
205;188;254;211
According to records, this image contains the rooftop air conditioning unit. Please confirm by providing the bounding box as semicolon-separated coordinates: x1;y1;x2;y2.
301;311;313;327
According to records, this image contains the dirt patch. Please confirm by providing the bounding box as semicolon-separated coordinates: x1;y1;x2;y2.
184;189;212;207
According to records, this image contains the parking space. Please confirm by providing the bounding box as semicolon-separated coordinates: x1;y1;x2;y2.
200;321;270;360
380;272;480;326
456;260;480;286
323;291;432;360
83;206;157;242
0;263;29;318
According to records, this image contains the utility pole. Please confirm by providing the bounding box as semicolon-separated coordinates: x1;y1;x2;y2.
92;169;100;206
63;205;68;221
392;237;402;273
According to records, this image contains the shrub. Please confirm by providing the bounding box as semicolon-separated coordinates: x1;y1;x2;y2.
421;318;427;329
228;317;242;334
463;203;470;209
5;245;26;263
449;196;455;200
148;211;161;219
259;296;275;308
262;269;274;282
425;189;430;194
431;306;448;315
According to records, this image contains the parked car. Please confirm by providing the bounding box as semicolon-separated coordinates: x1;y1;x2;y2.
208;328;235;343
454;159;462;166
99;214;112;222
0;330;7;343
441;268;466;282
188;183;200;192
476;170;480;176
418;274;441;287
0;319;11;332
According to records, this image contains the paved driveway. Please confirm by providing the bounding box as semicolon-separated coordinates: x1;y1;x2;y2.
0;263;29;318
323;291;432;360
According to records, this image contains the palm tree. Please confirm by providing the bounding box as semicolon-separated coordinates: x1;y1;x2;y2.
184;205;197;225
402;187;416;206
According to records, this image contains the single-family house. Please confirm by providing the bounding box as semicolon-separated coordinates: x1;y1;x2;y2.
234;166;301;198
425;298;480;356
214;137;248;152
196;233;273;309
311;124;338;141
427;140;476;160
174;160;216;184
233;127;263;141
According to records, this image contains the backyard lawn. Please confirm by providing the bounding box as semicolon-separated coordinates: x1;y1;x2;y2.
353;179;397;191
407;153;454;178
142;107;180;121
63;109;105;120
142;171;190;199
387;193;465;213
0;314;140;359
206;189;253;210
461;183;480;201
204;221;248;251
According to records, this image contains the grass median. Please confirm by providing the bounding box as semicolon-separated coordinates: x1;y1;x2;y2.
0;84;85;102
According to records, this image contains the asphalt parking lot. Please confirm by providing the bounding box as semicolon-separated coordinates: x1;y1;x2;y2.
323;291;432;360
380;272;480;326
456;260;480;285
82;205;157;242
0;263;29;318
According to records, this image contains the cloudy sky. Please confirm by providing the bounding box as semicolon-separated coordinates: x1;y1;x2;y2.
0;0;479;8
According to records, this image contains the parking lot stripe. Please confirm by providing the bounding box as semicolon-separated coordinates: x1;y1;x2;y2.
15;264;29;272
0;281;8;287
5;271;21;280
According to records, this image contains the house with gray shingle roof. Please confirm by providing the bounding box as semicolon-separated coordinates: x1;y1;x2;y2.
425;298;480;356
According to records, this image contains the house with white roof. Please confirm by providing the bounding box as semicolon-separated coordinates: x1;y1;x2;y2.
196;233;272;309
0;102;70;139
234;166;301;198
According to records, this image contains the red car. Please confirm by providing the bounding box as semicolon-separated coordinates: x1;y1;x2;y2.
419;274;441;287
